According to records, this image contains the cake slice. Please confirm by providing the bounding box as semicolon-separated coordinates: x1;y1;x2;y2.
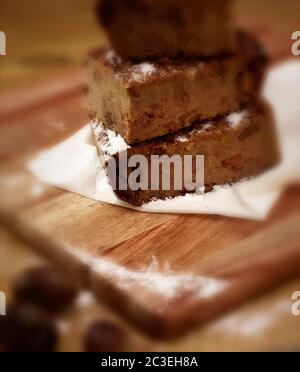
97;0;236;59
84;32;267;144
91;101;280;206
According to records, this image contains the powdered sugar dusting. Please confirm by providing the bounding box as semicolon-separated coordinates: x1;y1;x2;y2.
129;63;157;82
67;245;228;306
176;135;190;143
175;122;213;143
197;122;213;133
91;121;130;160
139;63;156;75
94;257;228;305
226;110;249;129
212;298;291;338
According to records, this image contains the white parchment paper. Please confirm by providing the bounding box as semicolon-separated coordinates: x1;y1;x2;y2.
27;60;300;220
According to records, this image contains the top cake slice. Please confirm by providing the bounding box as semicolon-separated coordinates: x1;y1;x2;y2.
85;32;267;144
97;0;236;59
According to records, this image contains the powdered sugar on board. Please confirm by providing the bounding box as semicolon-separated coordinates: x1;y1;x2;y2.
93;257;227;303
211;297;291;338
64;245;228;310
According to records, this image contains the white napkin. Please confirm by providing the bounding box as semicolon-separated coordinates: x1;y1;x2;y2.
27;61;300;220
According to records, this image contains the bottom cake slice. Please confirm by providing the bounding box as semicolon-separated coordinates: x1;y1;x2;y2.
91;100;280;206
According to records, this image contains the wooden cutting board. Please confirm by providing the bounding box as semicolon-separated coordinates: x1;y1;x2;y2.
0;26;299;339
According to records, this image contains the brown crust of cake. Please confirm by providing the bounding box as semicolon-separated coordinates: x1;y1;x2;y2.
92;101;280;206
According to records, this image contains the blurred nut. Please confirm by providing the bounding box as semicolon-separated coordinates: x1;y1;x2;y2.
84;321;127;352
13;266;79;313
0;303;58;352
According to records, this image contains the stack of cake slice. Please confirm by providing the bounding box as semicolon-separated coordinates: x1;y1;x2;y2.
85;0;280;206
